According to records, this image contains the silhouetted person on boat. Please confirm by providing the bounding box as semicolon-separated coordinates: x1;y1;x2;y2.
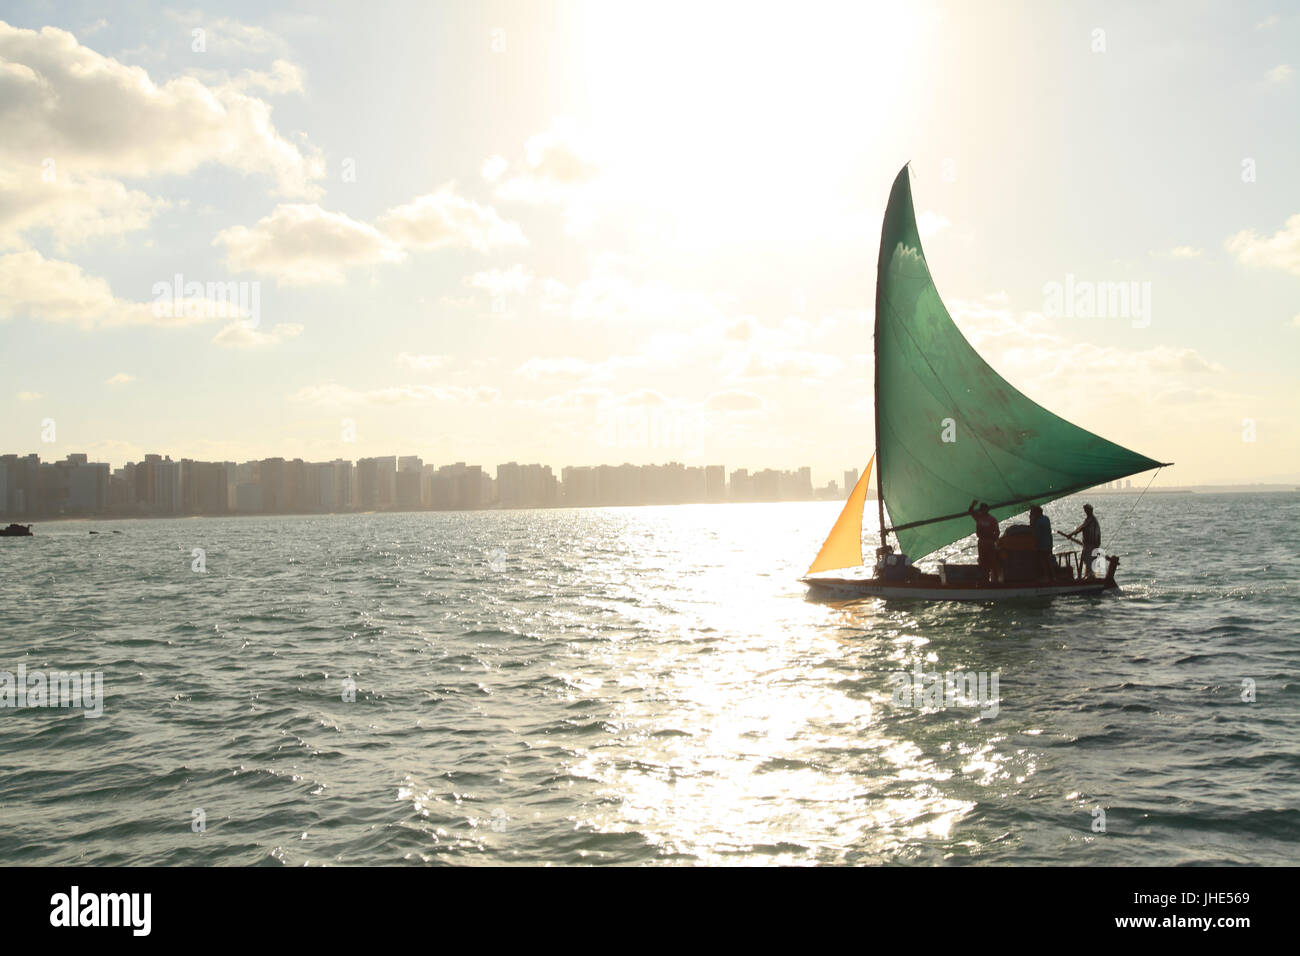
1063;503;1101;579
1029;506;1053;582
968;499;1000;583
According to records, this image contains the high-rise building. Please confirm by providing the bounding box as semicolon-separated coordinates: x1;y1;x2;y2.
497;462;523;508
706;465;725;502
356;457;397;510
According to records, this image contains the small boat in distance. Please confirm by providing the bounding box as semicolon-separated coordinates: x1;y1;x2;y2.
2;523;34;537
802;166;1170;601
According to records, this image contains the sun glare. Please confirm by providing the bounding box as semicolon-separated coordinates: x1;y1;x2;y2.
574;1;926;243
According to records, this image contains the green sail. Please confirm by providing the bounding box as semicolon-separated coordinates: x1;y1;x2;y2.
874;166;1165;561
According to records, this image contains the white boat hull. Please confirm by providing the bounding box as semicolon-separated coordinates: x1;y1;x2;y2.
801;575;1117;601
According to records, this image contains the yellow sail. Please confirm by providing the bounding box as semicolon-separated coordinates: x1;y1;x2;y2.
806;456;874;575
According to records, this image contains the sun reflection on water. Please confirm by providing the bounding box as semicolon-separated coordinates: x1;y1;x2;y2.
535;503;1016;863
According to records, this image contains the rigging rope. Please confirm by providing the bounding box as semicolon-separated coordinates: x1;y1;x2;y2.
1104;466;1163;555
929;467;1165;561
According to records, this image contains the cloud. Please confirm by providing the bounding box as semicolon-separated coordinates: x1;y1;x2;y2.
396;352;448;371
719;349;843;382
216;184;528;285
534;387;612;411
233;59;304;94
950;298;1233;418
555;263;728;326
1166;245;1204;259
104;372;134;385
1266;64;1293;85
916;210;951;238
0;248;156;327
189;58;306;95
0;248;244;328
466;264;532;297
706;389;764;411
0;168;167;250
620;388;667;406
1225;214;1300;275
16;390;42;401
163;10;290;58
481;155;508;182
0;22;324;198
495;124;600;204
211;321;303;348
287;383;500;406
376;184;526;252
214;204;403;284
515;356;615;384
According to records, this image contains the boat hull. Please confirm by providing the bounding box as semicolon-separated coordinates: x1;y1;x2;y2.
801;575;1117;601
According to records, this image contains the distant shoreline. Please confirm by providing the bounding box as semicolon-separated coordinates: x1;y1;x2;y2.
7;486;1296;526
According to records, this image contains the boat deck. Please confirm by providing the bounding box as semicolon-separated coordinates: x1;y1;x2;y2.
801;573;1117;601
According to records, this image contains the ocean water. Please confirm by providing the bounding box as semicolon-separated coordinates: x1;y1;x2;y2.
1;492;1297;866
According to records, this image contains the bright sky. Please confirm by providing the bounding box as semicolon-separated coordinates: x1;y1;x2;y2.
2;1;1297;485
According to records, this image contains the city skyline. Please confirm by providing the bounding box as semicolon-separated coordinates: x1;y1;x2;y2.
1;4;1298;486
0;449;832;518
2;446;1245;523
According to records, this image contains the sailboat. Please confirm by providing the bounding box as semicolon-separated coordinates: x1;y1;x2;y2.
802;166;1170;601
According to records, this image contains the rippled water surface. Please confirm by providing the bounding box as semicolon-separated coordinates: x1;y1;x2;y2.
2;492;1297;865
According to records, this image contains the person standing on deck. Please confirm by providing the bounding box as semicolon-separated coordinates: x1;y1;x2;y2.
1067;504;1102;579
968;500;1000;583
1029;506;1053;582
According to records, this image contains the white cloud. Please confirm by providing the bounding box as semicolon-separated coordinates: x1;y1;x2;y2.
481;154;508;182
396;352;448;371
719;349;842;382
0;248;246;329
0;248;161;327
162;10;290;58
558;264;728;326
214;204;403;284
1167;245;1204;259
287;383;500;406
0;22;324;198
1266;64;1293;85
947;297;1232;419
211;321;303;348
495;124;600;204
917;210;951;238
234;59;304;94
1225;214;1300;275
466;264;533;297
16;390;42;401
620;388;668;406
190;59;306;95
0;168;167;250
217;186;527;287
377;184;526;252
515;356;614;384
706;389;764;411
538;277;570;314
104;372;134;385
